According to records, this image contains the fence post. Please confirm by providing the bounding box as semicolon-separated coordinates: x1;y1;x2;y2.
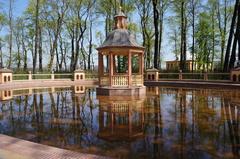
179;70;182;80
51;71;54;80
204;72;208;81
28;71;32;81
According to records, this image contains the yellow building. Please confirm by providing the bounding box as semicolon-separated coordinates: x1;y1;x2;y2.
166;60;194;71
166;60;212;71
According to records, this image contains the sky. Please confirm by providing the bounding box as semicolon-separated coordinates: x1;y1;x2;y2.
1;0;29;17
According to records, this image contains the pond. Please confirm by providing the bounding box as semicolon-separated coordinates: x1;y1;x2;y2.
0;86;239;159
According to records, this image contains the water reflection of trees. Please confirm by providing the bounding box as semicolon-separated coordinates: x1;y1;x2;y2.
0;87;239;158
145;87;240;158
0;87;100;153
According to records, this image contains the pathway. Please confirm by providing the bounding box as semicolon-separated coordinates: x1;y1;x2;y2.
0;134;110;159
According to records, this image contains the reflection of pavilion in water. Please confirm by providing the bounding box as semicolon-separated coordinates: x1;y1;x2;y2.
97;96;145;141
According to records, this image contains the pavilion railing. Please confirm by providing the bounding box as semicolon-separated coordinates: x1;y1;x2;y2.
112;103;129;113
112;75;128;87
156;72;231;81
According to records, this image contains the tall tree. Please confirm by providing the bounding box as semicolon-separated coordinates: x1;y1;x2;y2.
195;12;212;72
229;0;240;70
135;0;154;69
173;0;188;71
188;0;199;72
180;0;187;71
8;0;14;68
157;0;168;69
45;0;69;70
152;0;159;69
67;0;94;71
0;10;6;68
33;0;39;73
168;16;180;61
217;0;228;69
208;0;217;71
223;0;239;72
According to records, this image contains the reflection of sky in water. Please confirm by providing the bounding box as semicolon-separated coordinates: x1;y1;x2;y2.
0;86;239;159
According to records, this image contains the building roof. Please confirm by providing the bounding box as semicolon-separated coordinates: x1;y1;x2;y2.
74;69;84;73
97;8;144;50
146;68;159;72
232;67;240;71
165;60;193;63
97;29;144;50
0;68;13;73
114;10;127;18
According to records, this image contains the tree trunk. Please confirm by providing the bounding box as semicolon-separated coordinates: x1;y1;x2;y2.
8;0;13;68
152;0;159;69
238;35;240;61
180;1;186;71
0;40;3;68
158;8;163;69
229;2;240;69
211;7;215;72
21;26;27;70
80;38;87;70
229;34;237;69
33;0;39;73
39;27;43;72
88;16;93;70
70;28;75;71
59;35;64;71
223;0;239;72
191;0;195;72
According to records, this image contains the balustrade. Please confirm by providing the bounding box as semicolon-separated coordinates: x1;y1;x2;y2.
112;75;128;87
100;76;109;86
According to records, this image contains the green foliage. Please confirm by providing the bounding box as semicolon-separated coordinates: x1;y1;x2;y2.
195;12;212;71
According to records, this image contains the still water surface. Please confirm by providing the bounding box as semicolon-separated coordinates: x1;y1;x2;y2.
0;86;239;159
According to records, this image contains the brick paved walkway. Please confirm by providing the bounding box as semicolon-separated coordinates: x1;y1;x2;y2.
0;134;111;159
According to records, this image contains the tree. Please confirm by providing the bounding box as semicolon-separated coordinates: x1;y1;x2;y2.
195;12;212;72
217;0;232;70
152;0;159;69
208;0;217;72
135;0;154;68
0;10;6;68
33;0;39;73
180;0;187;71
44;0;69;71
168;16;180;61
8;0;14;68
188;0;199;72
228;0;240;70
172;0;188;71
158;0;168;69
223;0;239;72
66;0;94;71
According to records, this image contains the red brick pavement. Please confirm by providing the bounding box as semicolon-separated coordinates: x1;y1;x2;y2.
0;134;111;159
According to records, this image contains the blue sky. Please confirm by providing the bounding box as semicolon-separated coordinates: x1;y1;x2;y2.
1;0;29;17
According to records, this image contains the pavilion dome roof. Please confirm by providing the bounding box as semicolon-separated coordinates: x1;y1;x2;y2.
97;29;144;50
0;68;13;73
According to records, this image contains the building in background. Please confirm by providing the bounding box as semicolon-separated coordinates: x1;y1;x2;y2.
166;60;215;71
